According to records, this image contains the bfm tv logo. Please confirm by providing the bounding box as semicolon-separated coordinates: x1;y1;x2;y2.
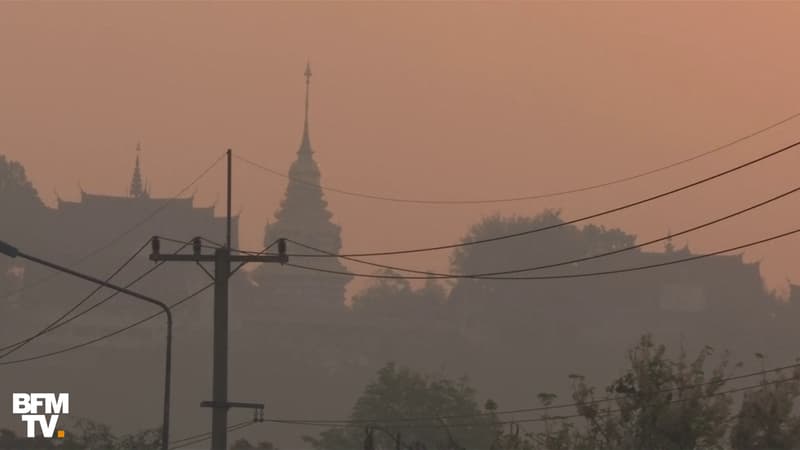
12;393;69;439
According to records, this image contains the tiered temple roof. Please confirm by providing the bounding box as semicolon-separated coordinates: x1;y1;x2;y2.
253;64;351;311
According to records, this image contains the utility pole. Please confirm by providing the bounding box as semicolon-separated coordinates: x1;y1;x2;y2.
150;149;287;450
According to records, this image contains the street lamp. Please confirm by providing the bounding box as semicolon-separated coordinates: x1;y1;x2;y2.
0;239;173;450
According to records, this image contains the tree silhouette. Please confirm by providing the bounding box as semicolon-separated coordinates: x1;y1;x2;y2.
352;271;447;318
0;154;46;287
0;428;55;450
231;438;279;450
303;362;499;450
566;334;732;450
730;359;800;449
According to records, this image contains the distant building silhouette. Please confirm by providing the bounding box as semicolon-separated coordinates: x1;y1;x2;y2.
650;244;764;314
52;146;234;259
249;64;351;313
450;237;770;348
20;144;236;346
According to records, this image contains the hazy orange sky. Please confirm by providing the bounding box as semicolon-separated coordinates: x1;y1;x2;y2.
3;2;800;298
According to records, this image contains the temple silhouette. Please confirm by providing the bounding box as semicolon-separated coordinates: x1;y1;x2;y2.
7;66;353;348
3;66;800;450
249;63;351;314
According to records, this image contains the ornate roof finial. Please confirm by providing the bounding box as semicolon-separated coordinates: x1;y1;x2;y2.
130;142;148;198
665;229;674;253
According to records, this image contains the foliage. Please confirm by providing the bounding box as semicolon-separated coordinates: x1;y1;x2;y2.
447;211;639;325
729;362;800;449
58;418;116;450
231;438;279;450
0;154;45;241
450;211;636;277
61;418;160;450
0;154;42;211
352;271;447;318
486;334;736;450
301;335;800;450
543;335;731;450
303;362;499;450
7;336;800;450
0;419;161;450
0;428;55;450
0;154;46;288
115;427;161;450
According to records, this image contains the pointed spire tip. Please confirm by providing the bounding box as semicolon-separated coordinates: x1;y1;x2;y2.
301;61;312;154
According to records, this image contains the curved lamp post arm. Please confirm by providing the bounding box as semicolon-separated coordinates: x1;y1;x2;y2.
0;240;173;450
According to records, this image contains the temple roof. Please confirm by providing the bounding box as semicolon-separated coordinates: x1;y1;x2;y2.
266;64;344;255
57;191;194;210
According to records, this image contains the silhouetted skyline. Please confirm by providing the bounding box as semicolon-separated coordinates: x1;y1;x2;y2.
4;4;800;450
3;3;800;298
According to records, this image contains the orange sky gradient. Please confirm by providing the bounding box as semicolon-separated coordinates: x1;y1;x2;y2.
2;2;800;299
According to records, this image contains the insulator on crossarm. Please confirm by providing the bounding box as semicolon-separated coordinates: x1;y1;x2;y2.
151;236;161;258
193;237;202;259
278;238;287;264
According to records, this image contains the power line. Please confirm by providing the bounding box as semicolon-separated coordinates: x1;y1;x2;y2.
254;362;800;425
157;235;229;252
236;110;800;205
0;152;225;302
169;420;255;450
0;238;154;358
0;240;280;366
0;239;192;355
229;239;281;278
0;281;214;366
287;182;800;278
504;375;800;426
156;235;213;248
261;375;800;430
198;236;225;248
274;138;800;258
286;222;800;280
